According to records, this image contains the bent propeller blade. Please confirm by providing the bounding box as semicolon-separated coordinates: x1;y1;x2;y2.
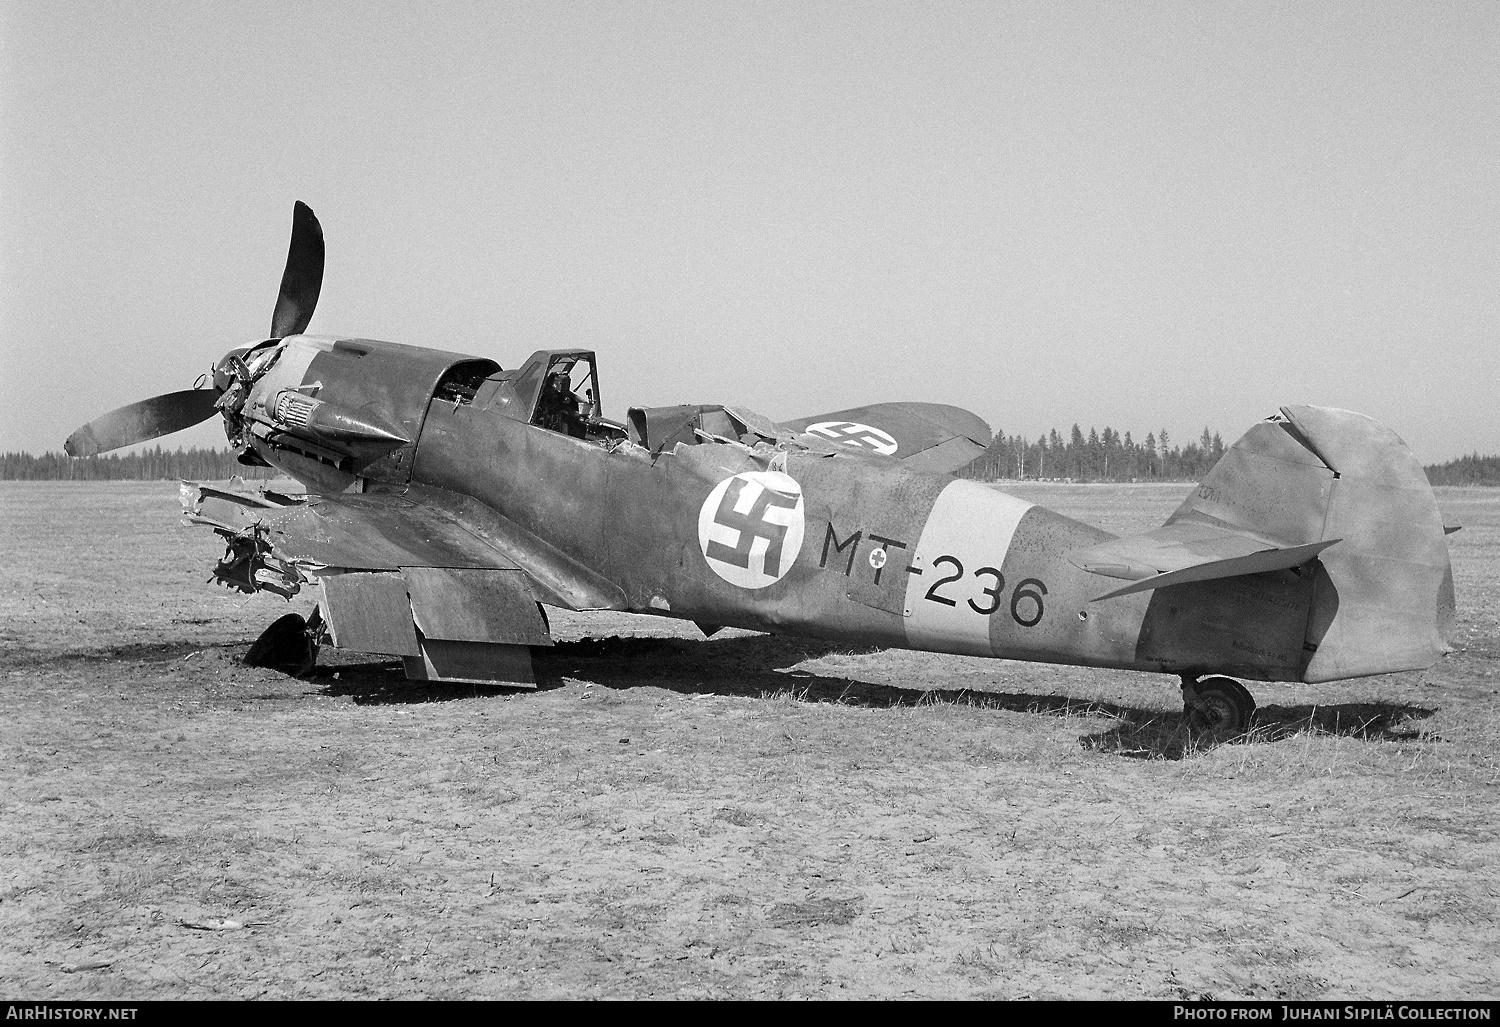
63;389;222;457
269;200;325;339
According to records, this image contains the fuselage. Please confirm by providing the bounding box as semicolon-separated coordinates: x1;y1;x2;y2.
414;374;1317;683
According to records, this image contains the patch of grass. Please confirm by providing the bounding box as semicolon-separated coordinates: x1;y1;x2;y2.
78;825;174;855
767;896;861;927
5;481;1499;999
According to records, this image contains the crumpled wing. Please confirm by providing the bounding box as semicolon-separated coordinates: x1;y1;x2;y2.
778;402;992;475
187;485;518;570
1068;521;1341;601
181;481;626;612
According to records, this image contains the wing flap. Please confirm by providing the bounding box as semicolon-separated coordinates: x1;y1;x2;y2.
403;567;552;645
319;572;422;656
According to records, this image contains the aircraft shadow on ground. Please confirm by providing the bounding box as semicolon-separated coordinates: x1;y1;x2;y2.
307;634;1438;761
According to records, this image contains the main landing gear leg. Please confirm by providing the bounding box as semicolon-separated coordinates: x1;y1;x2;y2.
1181;674;1256;737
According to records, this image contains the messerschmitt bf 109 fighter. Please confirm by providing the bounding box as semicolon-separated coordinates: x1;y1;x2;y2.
66;203;1456;736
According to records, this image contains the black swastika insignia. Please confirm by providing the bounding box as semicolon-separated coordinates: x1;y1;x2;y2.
704;478;800;574
807;421;897;453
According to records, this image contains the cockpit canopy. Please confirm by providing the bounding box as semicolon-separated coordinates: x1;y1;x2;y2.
481;349;626;443
477;349;783;454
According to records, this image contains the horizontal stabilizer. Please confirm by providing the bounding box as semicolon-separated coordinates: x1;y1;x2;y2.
1068;522;1341;601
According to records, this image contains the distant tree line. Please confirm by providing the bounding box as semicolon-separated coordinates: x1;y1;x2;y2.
960;427;1500;486
0;447;275;481
960;425;1227;482
1423;454;1500;486
2;440;1495;486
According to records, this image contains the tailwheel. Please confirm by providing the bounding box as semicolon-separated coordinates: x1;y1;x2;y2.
244;608;321;676
1183;675;1256;738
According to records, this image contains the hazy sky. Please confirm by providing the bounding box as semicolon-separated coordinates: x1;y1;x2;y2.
3;1;1496;462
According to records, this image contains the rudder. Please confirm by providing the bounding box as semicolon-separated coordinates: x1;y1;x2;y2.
1166;406;1453;682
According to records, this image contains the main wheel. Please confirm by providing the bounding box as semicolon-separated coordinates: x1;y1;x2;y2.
244;612;316;673
1185;676;1256;737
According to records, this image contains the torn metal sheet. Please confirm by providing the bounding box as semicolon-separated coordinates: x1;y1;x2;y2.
181;480;304;534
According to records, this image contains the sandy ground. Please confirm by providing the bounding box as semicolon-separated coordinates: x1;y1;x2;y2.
1;480;1496;1000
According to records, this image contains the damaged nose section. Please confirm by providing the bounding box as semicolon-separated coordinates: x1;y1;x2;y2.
211;343;275;458
212;341;282;411
212;348;252;396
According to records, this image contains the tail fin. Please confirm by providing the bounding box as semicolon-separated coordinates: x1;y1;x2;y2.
1170;405;1454;682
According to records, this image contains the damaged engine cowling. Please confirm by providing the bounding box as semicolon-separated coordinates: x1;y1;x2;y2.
211;341;408;467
